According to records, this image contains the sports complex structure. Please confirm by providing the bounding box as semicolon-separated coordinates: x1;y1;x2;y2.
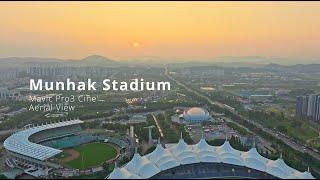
108;135;315;179
182;107;210;123
3;119;125;178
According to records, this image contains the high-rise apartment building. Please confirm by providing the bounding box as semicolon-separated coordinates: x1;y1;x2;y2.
316;96;320;121
307;95;317;118
296;96;304;118
296;94;320;122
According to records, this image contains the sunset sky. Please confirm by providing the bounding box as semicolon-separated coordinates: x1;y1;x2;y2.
1;2;320;62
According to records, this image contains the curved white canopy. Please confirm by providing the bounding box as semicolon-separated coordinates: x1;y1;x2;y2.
266;158;296;179
192;138;219;163
288;171;315;179
242;148;268;171
169;138;199;165
125;153;161;178
108;167;142;179
193;138;215;152
3;120;83;161
146;143;180;171
216;140;244;166
108;138;315;179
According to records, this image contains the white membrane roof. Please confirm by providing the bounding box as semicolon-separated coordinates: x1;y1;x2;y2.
4;120;83;161
108;137;314;179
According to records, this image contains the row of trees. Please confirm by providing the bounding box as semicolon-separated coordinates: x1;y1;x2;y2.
101;123;128;135
155;111;194;144
156;113;180;143
226;121;252;136
133;114;161;143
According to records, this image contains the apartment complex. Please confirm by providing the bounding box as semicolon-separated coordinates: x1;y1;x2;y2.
296;94;320;122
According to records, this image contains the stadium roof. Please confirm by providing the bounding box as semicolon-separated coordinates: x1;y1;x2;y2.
183;107;210;122
108;136;314;179
3;119;83;161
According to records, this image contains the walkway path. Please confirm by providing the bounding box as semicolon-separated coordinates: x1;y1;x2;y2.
151;113;164;138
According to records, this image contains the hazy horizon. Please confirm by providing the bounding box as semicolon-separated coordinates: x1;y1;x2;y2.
1;55;319;66
1;2;320;63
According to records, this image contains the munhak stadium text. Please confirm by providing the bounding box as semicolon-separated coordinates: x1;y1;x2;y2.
29;78;171;91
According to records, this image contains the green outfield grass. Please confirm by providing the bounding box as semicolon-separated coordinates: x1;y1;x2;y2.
65;142;118;169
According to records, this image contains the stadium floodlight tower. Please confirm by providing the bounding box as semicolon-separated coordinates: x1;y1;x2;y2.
144;125;155;145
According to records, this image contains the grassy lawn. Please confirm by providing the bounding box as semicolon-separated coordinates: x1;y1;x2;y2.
65;142;117;169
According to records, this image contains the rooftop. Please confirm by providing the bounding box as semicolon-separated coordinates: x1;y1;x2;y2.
108;136;314;179
3;119;83;161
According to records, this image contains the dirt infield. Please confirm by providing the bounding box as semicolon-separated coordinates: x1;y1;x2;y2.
61;149;80;163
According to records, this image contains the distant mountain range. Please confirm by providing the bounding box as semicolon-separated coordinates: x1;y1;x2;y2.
0;55;319;71
263;63;320;73
0;55;119;67
76;55;118;66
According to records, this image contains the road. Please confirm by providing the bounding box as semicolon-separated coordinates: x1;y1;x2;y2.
220;116;275;152
230;110;320;160
165;66;320;161
151;113;164;138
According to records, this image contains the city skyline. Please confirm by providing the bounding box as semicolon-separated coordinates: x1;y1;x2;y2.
1;2;320;63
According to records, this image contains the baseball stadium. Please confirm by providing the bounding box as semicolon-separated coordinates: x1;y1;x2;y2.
107;136;315;179
3;119;126;178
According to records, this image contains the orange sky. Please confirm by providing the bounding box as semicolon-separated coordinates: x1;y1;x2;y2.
0;2;320;62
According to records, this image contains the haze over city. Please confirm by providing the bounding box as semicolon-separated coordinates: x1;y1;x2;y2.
1;2;320;64
1;2;320;179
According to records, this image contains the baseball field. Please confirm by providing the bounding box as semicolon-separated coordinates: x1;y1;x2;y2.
60;142;118;169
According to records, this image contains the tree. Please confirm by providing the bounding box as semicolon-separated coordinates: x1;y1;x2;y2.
277;125;287;134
